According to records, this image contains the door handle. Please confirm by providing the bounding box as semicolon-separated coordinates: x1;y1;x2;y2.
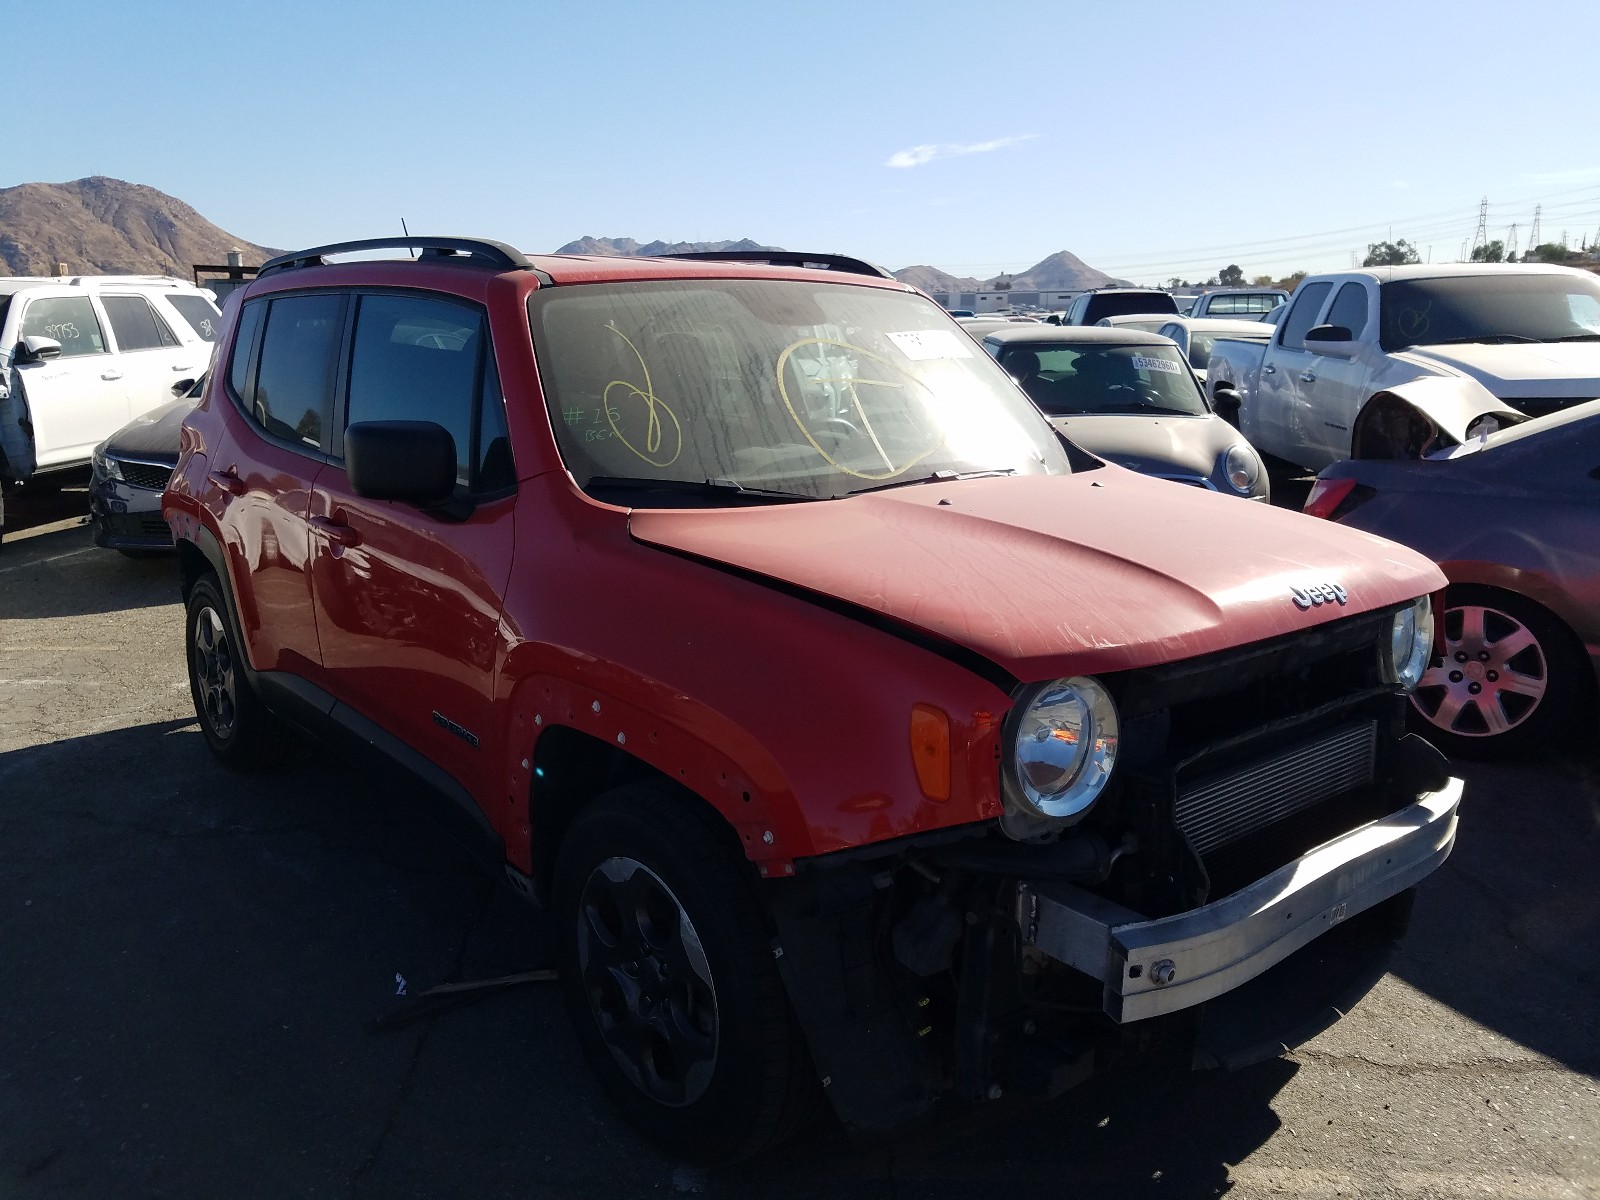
101;371;124;381
1262;363;1277;375
171;364;193;372
310;515;362;548
1299;371;1317;383
207;469;244;496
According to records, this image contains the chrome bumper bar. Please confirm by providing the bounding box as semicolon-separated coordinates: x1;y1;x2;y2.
1022;778;1462;1023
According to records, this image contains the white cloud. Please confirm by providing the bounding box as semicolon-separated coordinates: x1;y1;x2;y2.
886;134;1037;169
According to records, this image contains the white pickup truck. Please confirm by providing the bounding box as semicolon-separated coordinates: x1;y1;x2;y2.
1205;264;1600;469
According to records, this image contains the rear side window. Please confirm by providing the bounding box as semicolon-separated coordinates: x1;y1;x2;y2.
228;300;266;399
102;295;180;351
1324;283;1369;338
252;294;344;450
167;293;223;341
1278;282;1333;350
346;293;514;494
20;295;107;357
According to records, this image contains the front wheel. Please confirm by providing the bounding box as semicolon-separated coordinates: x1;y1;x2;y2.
553;785;816;1163
1409;585;1588;759
185;575;287;770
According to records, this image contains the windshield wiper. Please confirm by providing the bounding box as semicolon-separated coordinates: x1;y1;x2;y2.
846;468;1018;497
1424;334;1540;345
586;476;815;503
1544;333;1600;342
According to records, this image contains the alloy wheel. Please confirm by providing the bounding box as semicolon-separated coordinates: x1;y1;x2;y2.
577;856;718;1107
193;605;238;739
1412;603;1548;739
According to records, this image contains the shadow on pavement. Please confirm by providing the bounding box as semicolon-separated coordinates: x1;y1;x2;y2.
1;716;1594;1197
0;522;178;617
1387;746;1600;1075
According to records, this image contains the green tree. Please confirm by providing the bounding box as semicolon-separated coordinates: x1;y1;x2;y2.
1469;240;1505;263
1276;271;1307;291
1362;240;1421;267
1530;242;1571;263
1250;274;1275;287
1218;263;1245;286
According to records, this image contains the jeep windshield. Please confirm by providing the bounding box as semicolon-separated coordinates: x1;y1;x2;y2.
528;280;1071;504
1378;273;1600;351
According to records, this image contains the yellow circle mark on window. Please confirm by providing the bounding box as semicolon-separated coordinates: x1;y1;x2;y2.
776;338;943;481
603;324;682;468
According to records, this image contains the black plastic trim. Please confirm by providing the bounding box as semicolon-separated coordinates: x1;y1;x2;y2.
259;236;532;277
655;250;898;280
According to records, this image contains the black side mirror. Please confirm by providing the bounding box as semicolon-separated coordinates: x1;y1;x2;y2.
18;335;63;363
1212;389;1242;428
346;421;457;504
172;377;196;397
1304;324;1355;343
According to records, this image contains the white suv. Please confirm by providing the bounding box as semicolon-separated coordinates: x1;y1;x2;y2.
1;276;220;537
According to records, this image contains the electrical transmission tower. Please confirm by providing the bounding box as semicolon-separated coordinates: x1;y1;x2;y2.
1506;224;1519;260
1528;204;1542;251
1470;196;1489;256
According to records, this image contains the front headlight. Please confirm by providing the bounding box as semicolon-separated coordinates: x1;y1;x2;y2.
1222;443;1259;494
1002;676;1120;826
92;446;123;482
1380;596;1434;691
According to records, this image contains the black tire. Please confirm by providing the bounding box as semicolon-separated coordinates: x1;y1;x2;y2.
553;784;816;1164
185;574;288;770
1409;584;1590;759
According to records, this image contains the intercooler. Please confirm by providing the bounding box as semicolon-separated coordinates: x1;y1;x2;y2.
1174;720;1379;856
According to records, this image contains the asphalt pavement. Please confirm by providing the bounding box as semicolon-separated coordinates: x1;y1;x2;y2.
1;483;1596;1199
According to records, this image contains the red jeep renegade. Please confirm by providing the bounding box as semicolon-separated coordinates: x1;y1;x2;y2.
164;237;1459;1163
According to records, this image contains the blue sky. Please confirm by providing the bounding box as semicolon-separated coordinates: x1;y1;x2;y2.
9;0;1599;283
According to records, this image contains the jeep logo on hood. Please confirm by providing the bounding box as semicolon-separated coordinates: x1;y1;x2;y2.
1292;582;1347;610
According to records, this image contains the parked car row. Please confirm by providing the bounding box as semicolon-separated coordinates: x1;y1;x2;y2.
0;275;220;542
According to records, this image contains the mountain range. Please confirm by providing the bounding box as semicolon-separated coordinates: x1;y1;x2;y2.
0;179;1123;294
0;177;275;278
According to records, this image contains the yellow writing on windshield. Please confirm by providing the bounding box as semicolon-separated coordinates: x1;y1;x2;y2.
776;338;941;481
603;324;682;468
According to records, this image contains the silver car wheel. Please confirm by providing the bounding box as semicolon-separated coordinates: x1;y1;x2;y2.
192;605;238;739
1413;603;1548;738
577;856;719;1108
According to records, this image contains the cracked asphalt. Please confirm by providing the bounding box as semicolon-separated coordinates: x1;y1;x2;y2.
2;485;1597;1199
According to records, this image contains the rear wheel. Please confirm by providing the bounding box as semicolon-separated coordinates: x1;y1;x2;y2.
185;574;287;769
553;785;815;1163
1409;585;1588;759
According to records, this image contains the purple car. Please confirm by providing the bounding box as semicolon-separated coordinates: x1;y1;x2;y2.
1305;391;1600;757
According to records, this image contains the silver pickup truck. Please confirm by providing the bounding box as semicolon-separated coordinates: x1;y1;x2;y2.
1205;264;1600;470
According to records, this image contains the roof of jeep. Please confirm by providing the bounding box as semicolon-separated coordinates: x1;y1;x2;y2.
531;253;917;289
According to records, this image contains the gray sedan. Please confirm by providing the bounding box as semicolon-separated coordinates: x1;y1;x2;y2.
1307;396;1600;758
980;326;1269;501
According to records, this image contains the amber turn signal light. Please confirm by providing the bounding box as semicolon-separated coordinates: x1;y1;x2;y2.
910;704;951;802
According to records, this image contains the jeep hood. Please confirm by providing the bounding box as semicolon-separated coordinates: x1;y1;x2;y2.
1401;342;1600;399
628;469;1444;681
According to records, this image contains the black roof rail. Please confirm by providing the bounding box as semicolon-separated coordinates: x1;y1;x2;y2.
656;250;897;280
257;237;533;278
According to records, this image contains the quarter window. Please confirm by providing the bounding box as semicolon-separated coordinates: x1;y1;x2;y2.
19;296;107;357
229;300;266;400
167;293;224;342
102;295;180;351
1324;283;1370;339
1279;282;1333;350
252;294;344;450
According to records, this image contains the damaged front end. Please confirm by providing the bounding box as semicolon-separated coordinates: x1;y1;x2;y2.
765;606;1462;1138
1353;376;1525;460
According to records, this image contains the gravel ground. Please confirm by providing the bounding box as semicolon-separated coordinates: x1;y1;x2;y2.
1;486;1596;1199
